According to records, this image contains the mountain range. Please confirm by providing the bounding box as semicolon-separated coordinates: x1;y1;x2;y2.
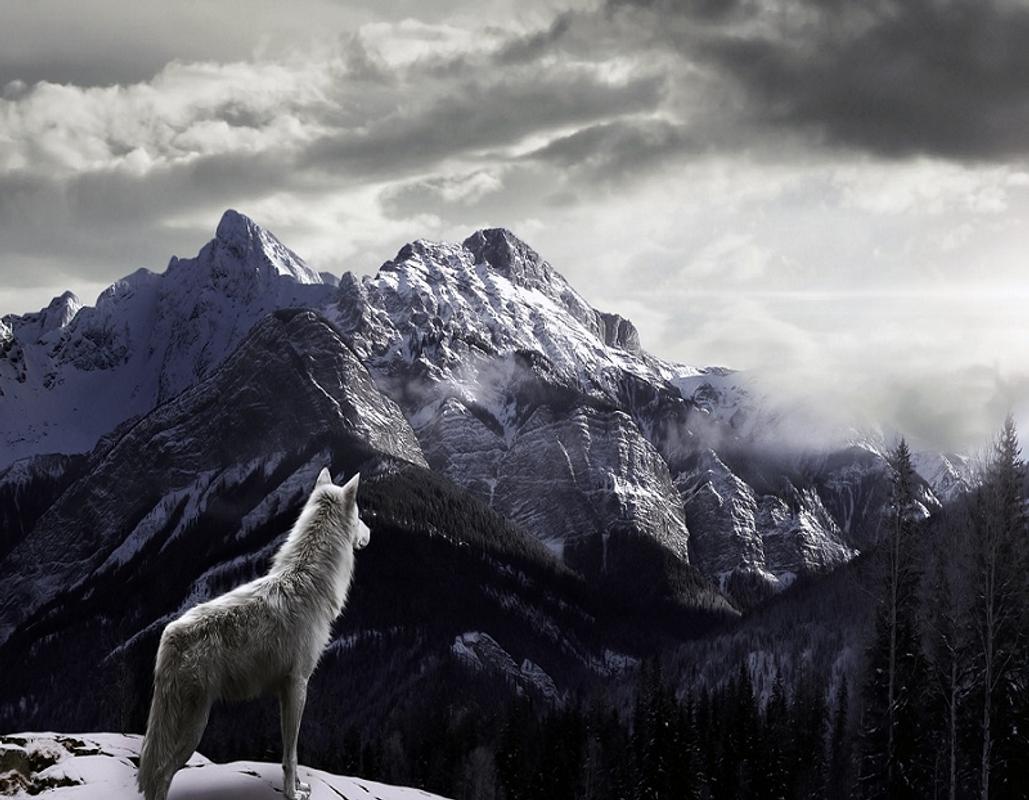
0;210;970;778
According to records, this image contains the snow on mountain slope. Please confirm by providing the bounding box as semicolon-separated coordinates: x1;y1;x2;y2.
676;450;855;604
0;210;334;469
0;310;425;646
333;229;688;405
330;230;703;580
672;369;970;507
672;369;767;438
911;450;975;504
451;631;560;703
0;733;448;799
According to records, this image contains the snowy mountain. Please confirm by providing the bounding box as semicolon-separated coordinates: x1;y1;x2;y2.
329;231;714;583
0;211;962;609
0;209;979;797
676;449;856;604
0;210;335;468
0;732;449;799
0;303;731;784
0;309;425;647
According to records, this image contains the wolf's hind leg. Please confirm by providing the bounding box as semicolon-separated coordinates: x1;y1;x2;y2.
280;677;310;800
148;769;173;800
163;693;212;798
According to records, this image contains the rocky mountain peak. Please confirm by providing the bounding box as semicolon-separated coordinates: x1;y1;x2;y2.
462;228;549;286
215;208;261;248
597;310;641;353
43;291;82;329
2;290;82;345
183;208;324;286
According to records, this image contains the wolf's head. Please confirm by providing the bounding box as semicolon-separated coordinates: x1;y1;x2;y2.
315;467;371;550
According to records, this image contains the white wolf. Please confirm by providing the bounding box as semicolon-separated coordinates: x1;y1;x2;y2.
137;468;370;800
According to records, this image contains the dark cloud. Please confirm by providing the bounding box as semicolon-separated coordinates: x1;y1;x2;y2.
614;0;1029;160
524;118;697;183
606;0;752;23
492;12;575;65
302;70;667;177
0;0;388;86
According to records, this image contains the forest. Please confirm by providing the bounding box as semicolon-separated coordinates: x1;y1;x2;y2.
323;421;1029;800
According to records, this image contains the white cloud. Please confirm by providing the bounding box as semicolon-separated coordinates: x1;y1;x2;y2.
0;58;339;176
832;159;1016;216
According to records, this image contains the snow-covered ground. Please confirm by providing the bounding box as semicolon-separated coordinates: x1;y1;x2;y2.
0;732;449;799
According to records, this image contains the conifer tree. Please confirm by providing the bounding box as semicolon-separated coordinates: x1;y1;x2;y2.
971;416;1026;799
676;693;704;800
922;506;972;800
828;677;851;799
761;673;792;800
856;439;930;798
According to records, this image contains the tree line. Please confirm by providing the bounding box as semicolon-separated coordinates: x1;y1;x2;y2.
331;419;1027;799
855;420;1028;799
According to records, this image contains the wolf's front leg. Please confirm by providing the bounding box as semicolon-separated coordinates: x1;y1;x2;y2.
280;677;310;800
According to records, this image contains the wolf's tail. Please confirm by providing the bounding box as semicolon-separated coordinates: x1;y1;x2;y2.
138;631;201;800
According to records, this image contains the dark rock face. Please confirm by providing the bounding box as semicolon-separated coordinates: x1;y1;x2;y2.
676;450;855;605
597;311;641;353
461;228;549;288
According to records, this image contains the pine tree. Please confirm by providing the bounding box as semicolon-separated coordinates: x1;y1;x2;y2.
828;677;851;799
496;698;534;800
856;439;931;799
724;661;759;798
971;416;1026;799
761;673;791;800
790;674;829;798
922;507;973;800
676;694;703;800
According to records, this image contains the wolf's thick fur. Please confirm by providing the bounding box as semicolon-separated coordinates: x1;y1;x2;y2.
137;468;370;800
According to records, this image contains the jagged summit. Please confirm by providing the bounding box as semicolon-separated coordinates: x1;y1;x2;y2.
462;227;548;285
0;211;336;467
36;291;82;334
215;207;260;246
175;208;323;286
0;211;960;607
34;290;81;331
381;228;553;289
0;289;82;350
52;289;80;307
353;224;678;399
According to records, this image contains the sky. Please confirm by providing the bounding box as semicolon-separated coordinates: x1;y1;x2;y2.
1;0;1027;451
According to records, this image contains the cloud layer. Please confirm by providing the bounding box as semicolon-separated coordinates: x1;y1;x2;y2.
1;0;1027;451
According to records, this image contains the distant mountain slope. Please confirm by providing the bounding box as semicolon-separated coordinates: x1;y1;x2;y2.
0;310;424;647
0;211;335;467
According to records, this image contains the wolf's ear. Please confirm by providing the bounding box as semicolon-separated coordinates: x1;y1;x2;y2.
316;467;333;487
342;472;360;494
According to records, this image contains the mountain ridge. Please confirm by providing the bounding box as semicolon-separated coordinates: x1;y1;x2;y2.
0;210;962;603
